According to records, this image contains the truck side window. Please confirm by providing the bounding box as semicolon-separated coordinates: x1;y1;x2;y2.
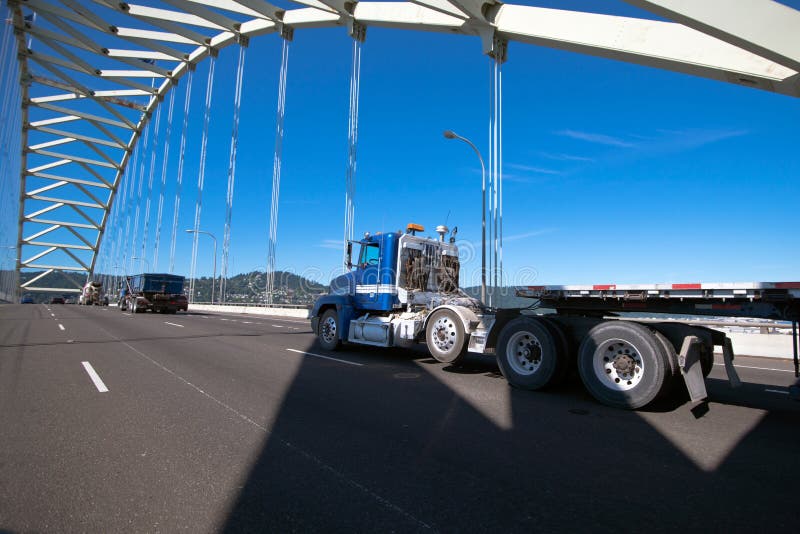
359;243;380;267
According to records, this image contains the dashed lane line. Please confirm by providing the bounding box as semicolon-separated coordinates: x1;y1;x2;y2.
81;362;109;393
164;322;184;328
714;363;794;373
285;348;363;367
58;324;65;331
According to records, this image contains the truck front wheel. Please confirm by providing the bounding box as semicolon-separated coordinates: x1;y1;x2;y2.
426;309;468;365
497;317;563;390
577;321;668;410
318;309;342;350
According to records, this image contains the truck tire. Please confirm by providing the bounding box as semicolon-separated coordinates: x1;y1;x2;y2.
653;329;679;399
539;317;571;386
425;308;468;365
577;321;668;410
131;299;139;314
496;317;563;390
318;309;342;351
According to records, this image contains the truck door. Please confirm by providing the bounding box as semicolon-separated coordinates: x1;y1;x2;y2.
354;241;381;309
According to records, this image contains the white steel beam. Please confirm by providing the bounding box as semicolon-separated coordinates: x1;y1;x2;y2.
625;0;800;73
27;171;112;189
354;3;467;32
490;4;799;97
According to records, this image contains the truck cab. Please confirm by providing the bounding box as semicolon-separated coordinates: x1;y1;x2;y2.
311;223;481;360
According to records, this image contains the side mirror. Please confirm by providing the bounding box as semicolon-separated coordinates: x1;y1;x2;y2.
346;242;353;269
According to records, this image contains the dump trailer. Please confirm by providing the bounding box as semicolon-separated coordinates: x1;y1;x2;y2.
120;273;188;314
79;281;104;305
310;223;800;410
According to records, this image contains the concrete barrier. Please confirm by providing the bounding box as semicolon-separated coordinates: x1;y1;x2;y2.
188;303;309;319
713;331;794;360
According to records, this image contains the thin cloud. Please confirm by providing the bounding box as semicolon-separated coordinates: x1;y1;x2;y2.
539;152;595;162
556;129;635;148
505;163;563;175
318;239;342;249
504;229;555;242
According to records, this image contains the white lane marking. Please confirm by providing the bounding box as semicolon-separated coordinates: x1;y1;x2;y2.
714;363;795;373
765;389;790;395
289;327;300;330
220;318;229;321
58;324;65;331
164;322;184;328
286;348;363;367
271;324;285;328
242;321;252;324
81;362;109;393
50;313;55;317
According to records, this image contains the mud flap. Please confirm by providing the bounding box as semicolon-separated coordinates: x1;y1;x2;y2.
679;336;707;403
722;337;741;389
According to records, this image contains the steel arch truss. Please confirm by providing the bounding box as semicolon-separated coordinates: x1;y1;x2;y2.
8;0;800;296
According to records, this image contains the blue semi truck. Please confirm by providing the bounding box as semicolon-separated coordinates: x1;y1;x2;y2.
119;273;188;314
310;222;800;409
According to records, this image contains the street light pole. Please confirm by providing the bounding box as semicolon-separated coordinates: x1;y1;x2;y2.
185;229;217;305
443;130;487;306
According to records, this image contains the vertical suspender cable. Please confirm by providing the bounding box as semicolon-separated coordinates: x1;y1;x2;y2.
497;61;503;291
169;69;194;273
123;139;141;273
139;103;162;271
488;55;504;304
153;88;176;271
130;122;150;273
266;37;290;307
188;56;216;302
343;37;362;268
222;43;247;304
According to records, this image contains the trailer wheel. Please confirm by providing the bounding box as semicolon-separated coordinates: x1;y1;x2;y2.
578;321;668;410
653;329;679;399
496;317;562;390
425;309;468;364
318;309;341;351
131;299;138;314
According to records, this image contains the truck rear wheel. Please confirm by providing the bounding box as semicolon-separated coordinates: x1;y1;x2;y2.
425;308;467;365
577;321;668;409
496;317;564;390
318;309;342;351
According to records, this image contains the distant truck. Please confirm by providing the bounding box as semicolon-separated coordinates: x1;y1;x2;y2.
79;281;105;305
119;273;188;314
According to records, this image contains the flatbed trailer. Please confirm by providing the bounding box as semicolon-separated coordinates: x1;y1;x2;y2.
485;281;800;407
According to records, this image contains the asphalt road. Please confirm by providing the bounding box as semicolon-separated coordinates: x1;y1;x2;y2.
1;303;799;533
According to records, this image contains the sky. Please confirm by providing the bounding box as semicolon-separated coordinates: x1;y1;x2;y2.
4;0;800;288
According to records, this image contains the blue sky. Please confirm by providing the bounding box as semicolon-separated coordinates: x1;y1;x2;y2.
6;1;800;287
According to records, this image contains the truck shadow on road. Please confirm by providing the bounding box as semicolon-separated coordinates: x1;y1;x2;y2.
217;338;800;533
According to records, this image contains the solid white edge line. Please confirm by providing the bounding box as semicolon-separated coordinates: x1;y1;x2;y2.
286;348;363;367
714;363;795;373
58;324;65;331
81;361;109;393
164;322;184;328
764;389;790;395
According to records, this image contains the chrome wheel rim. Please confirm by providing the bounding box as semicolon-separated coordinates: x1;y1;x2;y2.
593;338;644;391
321;316;337;344
507;330;542;375
430;315;458;354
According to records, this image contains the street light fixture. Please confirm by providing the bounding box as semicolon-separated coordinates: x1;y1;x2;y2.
443;129;487;305
185;229;217;305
